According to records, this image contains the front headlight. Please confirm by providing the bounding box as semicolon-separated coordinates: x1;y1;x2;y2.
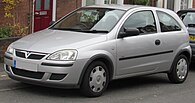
47;49;78;61
7;47;14;54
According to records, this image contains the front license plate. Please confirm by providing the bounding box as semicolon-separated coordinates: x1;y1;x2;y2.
190;35;195;41
14;60;38;72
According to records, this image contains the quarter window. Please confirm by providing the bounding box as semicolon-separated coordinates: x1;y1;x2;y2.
157;11;181;32
123;11;157;34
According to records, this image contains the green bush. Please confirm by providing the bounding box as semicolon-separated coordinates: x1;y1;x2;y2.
0;26;12;38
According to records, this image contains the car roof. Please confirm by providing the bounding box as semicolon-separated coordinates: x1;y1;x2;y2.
82;4;142;11
82;4;171;12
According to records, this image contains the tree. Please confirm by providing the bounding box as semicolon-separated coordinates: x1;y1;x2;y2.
2;0;28;37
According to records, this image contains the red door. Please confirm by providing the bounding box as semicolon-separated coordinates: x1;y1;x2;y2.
34;0;53;32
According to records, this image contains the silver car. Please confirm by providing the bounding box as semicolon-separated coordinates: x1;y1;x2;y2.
4;5;192;97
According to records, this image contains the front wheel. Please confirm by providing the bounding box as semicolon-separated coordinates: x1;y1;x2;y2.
80;61;109;97
168;55;189;83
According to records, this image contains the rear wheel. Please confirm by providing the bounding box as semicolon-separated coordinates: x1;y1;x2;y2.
168;55;189;83
80;61;109;97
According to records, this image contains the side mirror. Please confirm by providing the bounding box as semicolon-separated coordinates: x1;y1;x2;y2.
49;21;55;26
118;28;140;38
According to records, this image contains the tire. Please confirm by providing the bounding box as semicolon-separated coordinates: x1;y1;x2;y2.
80;61;109;97
168;55;189;83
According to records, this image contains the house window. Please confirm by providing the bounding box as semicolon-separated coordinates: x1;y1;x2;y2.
104;0;109;4
180;0;188;10
36;0;41;10
167;0;174;10
105;0;117;4
86;0;95;6
111;0;117;4
44;0;50;10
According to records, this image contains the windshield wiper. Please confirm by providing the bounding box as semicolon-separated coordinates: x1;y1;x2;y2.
51;28;82;31
82;30;109;33
51;28;109;33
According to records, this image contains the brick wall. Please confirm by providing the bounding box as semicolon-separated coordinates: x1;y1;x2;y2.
0;0;83;32
0;0;32;33
193;0;195;8
56;0;82;20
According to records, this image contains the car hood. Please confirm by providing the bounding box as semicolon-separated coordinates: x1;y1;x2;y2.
12;29;107;53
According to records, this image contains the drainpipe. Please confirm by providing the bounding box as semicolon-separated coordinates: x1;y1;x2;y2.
32;0;35;33
52;0;56;21
157;0;162;8
188;0;193;8
82;0;86;6
174;0;181;12
164;0;167;8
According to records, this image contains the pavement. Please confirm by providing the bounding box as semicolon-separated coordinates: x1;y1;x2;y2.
0;70;195;103
0;63;195;103
0;63;10;80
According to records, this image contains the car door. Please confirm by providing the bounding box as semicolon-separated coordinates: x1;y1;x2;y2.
116;10;166;76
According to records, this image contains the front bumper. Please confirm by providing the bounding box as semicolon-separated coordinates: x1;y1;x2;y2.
4;52;88;88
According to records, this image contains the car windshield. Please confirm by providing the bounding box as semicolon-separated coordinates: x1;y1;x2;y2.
180;12;195;26
50;8;125;33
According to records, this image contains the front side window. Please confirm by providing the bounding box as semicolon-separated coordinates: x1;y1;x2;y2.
51;8;125;33
157;11;181;32
123;11;157;34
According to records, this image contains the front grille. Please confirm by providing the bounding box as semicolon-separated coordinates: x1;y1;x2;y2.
27;54;45;60
15;51;25;58
15;50;47;60
11;67;44;79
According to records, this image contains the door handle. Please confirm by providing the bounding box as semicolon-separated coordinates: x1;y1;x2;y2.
155;39;161;45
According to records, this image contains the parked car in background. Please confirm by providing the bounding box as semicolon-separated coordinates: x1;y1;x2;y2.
4;5;191;97
177;9;195;60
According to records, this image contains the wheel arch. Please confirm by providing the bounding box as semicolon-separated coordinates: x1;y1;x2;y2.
177;49;191;63
78;54;114;86
168;49;191;73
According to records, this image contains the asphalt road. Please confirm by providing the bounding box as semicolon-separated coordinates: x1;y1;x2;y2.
0;63;195;103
